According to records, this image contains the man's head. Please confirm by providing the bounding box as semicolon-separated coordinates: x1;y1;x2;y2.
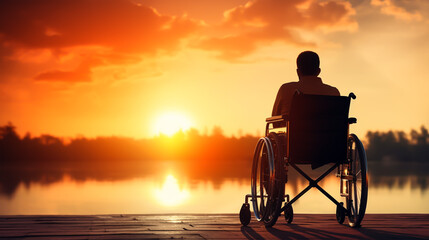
296;51;320;76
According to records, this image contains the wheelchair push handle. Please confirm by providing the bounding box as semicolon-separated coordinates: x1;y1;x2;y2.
348;93;357;124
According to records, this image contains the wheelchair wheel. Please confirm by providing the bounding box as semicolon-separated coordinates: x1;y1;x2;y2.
239;203;251;226
284;204;293;224
251;137;273;222
250;134;285;227
264;133;285;227
336;202;345;224
346;134;368;228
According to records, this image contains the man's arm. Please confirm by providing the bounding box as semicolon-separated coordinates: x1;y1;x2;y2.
272;85;284;116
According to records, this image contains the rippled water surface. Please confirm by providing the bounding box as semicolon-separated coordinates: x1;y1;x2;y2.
1;174;428;215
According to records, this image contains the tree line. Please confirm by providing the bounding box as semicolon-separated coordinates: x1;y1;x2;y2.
1;123;428;196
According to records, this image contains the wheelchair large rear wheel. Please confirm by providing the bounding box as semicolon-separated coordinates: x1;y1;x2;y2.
251;137;273;222
264;133;285;227
250;134;285;227
346;134;368;227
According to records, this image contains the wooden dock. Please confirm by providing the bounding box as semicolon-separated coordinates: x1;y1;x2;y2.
0;214;428;239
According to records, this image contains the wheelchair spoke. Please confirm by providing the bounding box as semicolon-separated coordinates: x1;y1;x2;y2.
354;143;358;161
356;170;361;177
354;187;358;215
350;204;356;221
260;158;265;213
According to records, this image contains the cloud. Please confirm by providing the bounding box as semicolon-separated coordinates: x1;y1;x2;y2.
371;0;423;22
196;0;357;60
0;0;359;80
34;59;97;82
0;0;200;82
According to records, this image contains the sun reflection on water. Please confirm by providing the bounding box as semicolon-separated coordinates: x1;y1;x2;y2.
0;175;428;214
155;175;189;206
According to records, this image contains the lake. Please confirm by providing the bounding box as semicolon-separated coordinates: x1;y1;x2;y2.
1;173;428;215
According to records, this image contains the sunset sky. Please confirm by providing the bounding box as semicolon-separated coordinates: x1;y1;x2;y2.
1;0;429;139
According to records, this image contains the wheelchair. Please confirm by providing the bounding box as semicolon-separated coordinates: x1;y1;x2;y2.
239;92;368;228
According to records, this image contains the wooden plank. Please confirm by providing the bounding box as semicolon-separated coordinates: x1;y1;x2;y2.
0;214;428;239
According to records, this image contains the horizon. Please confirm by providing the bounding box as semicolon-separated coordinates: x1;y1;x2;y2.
2;121;429;141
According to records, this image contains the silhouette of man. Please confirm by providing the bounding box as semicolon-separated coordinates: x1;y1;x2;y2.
272;51;340;116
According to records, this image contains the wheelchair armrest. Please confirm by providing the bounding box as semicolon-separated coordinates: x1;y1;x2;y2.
348;117;357;124
266;114;288;123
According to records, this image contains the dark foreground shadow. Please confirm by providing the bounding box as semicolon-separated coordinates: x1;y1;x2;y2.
357;227;427;240
268;224;357;240
241;226;265;240
241;223;427;240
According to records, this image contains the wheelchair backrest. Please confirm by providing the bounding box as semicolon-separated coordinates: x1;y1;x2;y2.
289;93;351;169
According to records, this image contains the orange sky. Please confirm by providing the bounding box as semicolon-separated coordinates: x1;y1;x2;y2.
1;0;429;139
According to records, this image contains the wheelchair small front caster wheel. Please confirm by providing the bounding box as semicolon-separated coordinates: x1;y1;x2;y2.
284;204;293;224
336;202;345;224
239;203;251;226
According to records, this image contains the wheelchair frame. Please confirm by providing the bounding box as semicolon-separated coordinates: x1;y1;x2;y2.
239;93;368;228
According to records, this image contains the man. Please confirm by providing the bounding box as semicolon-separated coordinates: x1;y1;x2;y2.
272;51;340;116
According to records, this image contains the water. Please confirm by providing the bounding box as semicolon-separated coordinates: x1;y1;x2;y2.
1;174;428;215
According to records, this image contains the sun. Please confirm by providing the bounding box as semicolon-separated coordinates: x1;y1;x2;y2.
155;175;189;206
153;112;192;136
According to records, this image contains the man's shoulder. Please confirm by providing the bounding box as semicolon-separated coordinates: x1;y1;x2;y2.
323;84;341;96
279;82;299;91
281;81;299;87
278;80;340;96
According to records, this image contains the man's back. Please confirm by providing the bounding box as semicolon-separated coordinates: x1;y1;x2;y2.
272;51;340;116
272;76;339;116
